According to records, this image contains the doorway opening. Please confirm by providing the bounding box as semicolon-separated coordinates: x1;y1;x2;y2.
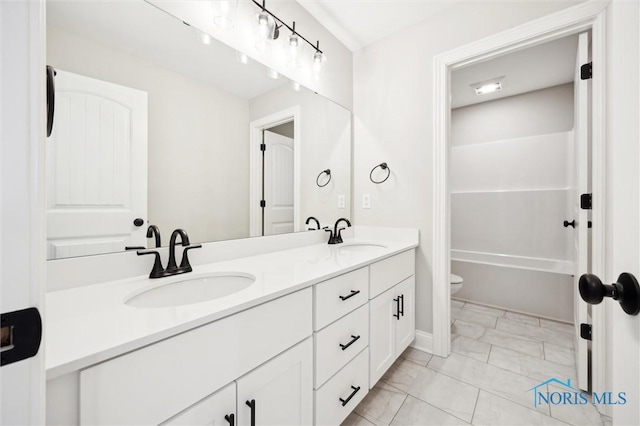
249;107;301;237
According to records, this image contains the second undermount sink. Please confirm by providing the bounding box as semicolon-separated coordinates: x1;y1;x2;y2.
125;272;256;308
337;242;387;253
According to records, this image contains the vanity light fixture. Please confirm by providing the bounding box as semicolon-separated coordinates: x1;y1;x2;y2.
472;76;505;95
212;0;238;30
251;0;326;66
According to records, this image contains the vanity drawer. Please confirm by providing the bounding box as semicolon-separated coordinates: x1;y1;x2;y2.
79;288;312;425
315;348;369;426
370;250;415;298
315;303;369;388
314;267;369;330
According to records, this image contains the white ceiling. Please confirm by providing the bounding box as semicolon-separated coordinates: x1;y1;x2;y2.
296;0;456;51
451;34;579;108
47;0;288;100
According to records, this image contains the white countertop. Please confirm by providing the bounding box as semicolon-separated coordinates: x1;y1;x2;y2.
46;236;417;379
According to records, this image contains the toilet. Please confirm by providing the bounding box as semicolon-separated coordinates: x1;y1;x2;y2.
450;274;464;295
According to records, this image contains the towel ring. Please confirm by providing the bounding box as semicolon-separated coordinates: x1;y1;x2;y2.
370;162;390;184
316;169;331;187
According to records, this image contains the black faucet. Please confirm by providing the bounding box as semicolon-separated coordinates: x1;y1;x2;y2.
326;218;351;244
166;229;201;274
146;225;162;248
305;216;321;230
137;228;201;279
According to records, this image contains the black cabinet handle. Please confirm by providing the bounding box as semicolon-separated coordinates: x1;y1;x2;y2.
564;220;576;228
399;294;405;317
339;335;361;351
245;399;255;426
224;413;235;426
339;386;361;407
339;290;360;301
393;297;400;319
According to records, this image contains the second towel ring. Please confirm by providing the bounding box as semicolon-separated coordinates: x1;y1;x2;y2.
370;162;390;184
316;169;331;187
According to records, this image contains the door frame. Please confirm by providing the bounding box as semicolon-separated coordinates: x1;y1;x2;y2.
431;0;608;401
249;107;301;237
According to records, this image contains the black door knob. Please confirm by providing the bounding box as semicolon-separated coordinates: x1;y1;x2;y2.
579;273;640;315
133;218;144;227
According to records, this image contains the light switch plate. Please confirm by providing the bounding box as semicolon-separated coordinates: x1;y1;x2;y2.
338;194;346;209
362;194;371;209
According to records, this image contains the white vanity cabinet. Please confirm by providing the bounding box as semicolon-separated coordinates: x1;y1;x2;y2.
368;250;416;386
161;382;236;426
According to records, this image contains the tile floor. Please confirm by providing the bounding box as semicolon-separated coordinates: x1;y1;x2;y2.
342;300;613;426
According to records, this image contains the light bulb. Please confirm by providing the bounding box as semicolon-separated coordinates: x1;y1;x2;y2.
236;51;249;64
289;34;299;47
257;11;270;38
198;31;211;45
267;68;280;79
291;81;301;91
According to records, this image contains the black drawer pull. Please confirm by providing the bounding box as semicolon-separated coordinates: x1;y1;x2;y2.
339;290;360;301
245;400;255;426
339;335;361;351
399;294;405;317
339;386;361;407
225;413;235;426
393;297;400;319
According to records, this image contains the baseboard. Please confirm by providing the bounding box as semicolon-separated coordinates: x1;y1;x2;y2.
411;329;433;354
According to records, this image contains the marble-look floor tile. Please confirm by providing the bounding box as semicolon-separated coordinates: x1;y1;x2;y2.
452;307;498;328
488;346;577;382
391;396;470;426
504;311;541;326
451;333;491;362
496;318;574;348
452;320;487;340
472;390;569;425
547;384;604;426
354;382;407;426
380;358;422;393
479;328;544;358
451;299;466;309
540;318;574;334
428;353;549;415
543;342;575;367
400;346;432;367
407;366;479;423
462;302;506;318
342;412;376;426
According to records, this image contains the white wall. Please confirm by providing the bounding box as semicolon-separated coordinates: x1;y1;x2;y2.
47;26;251;244
250;85;351;228
353;1;583;334
149;0;353;110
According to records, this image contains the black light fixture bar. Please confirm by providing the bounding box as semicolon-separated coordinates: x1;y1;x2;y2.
252;0;323;54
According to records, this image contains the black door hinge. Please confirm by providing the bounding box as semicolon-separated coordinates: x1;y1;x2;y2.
581;193;592;210
581;62;592;80
580;323;592;341
260;143;266;152
260;200;266;208
1;308;42;367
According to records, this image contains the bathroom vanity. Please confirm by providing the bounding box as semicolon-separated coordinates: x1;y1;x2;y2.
46;228;417;425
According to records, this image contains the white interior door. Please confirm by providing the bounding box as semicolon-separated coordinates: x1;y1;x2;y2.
573;31;590;392
262;130;294;236
46;69;147;259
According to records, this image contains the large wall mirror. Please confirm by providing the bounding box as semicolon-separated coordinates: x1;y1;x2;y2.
46;0;351;260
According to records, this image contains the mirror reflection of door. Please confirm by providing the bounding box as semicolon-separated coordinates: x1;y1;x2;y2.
261;124;294;236
46;70;148;259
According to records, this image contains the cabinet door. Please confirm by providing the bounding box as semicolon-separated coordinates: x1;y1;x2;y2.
369;287;396;386
237;338;312;426
162;382;235;426
395;276;415;356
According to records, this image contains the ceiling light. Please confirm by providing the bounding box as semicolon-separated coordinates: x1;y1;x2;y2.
472;76;505;95
212;0;238;30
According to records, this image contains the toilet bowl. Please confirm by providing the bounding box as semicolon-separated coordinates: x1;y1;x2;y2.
451;274;464;295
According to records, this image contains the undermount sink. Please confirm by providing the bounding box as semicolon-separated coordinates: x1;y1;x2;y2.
125;273;256;308
337;242;387;253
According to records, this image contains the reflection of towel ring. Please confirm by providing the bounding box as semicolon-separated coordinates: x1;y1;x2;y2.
370;162;390;184
316;169;331;187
